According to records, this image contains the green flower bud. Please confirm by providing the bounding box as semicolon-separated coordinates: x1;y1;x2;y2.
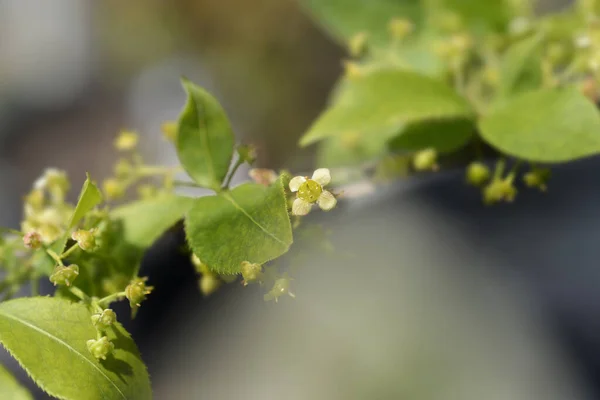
23;232;42;250
264;277;295;302
72;229;97;252
237;144;258;165
199;273;222;297
466;162;491;186
523;168;551;191
348;31;369;57
412;148;439;172
483;178;517;205
49;264;79;287
114;130;139;151
241;261;263;286
86;337;114;360
91;309;117;331
125;277;153;308
161;121;178;142
103;178;125;201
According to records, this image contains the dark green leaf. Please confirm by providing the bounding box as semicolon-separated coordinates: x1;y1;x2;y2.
176;79;235;191
185;178;292;274
0;297;151;400
479;88;600;162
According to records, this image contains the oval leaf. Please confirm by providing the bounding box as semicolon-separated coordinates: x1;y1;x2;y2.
300;69;472;146
185;178;292;274
0;297;151;400
300;0;423;46
0;364;32;400
389;118;475;153
479;88;600;162
496;34;543;100
69;173;103;229
176;79;235;191
111;194;196;248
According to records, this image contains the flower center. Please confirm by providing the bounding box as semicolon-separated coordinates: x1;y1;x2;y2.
297;179;322;203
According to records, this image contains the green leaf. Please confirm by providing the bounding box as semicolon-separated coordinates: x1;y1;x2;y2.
0;297;151;400
496;34;543;100
176;79;235;191
111;194;196;248
300;69;472;147
69;173;103;229
0;364;32;400
185;178;292;274
479;88;600;163
389;118;475;153
300;0;423;46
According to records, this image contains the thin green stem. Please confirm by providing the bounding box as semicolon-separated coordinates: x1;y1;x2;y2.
60;243;79;260
98;291;126;308
507;159;523;180
493;158;506;180
68;286;89;302
46;249;64;266
223;158;244;189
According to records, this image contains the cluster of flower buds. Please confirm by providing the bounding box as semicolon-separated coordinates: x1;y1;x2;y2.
22;169;73;245
49;264;79;287
241;261;263;286
87;336;114;361
264;276;295;302
91;309;117;331
125;277;153;309
412;148;439;172
72;229;98;252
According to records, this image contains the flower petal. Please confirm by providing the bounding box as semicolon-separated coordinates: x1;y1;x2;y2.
311;168;331;186
289;176;306;192
317;191;337;211
292;198;312;216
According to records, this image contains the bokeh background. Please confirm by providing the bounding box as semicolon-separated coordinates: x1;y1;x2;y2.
3;0;600;399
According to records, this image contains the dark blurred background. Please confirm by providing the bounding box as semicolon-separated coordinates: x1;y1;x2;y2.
4;0;600;399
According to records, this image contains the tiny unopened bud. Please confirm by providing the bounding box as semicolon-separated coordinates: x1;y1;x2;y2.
248;169;278;186
125;277;153;308
72;230;97;252
412;148;439;171
523;168;551;191
466;162;491;186
87;337;114;360
348;31;369;57
483;178;517;205
241;261;263;285
199;273;221;296
161;121;178;142
237;144;257;165
23;232;42;250
264;277;295;302
92;309;117;331
388;18;414;40
103;179;125;201
114;130;139;151
49;264;79;287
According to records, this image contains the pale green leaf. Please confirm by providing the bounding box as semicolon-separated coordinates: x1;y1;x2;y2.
300;0;423;46
0;363;32;400
69;173;103;229
0;297;151;400
479;88;600;163
300;69;472;147
185;178;292;274
176;79;235;191
111;194;196;248
389;118;475;153
496;34;543;100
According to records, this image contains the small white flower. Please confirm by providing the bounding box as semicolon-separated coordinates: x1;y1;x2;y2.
289;168;337;216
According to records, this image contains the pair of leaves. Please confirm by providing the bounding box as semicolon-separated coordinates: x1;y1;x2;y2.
303;68;474;167
174;80;293;274
0;297;151;400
